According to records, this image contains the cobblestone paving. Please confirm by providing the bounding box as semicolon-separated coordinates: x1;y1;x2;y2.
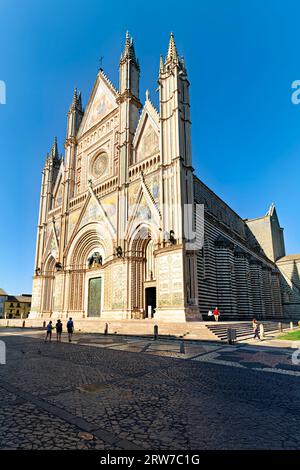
0;330;300;449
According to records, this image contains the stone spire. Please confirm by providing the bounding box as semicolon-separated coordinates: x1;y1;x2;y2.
50;136;58;158
67;88;84;139
69;88;83;113
159;54;164;74
166;32;178;63
120;31;139;70
48;136;60;166
77;91;82;111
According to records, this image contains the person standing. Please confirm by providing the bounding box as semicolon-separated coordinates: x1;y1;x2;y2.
67;317;74;343
44;321;53;342
252;319;261;340
213;307;220;322
208;310;213;321
55;319;63;342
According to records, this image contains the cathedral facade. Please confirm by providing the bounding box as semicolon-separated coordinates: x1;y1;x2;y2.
30;33;300;322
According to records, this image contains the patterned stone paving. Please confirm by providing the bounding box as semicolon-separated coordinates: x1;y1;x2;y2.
0;329;300;449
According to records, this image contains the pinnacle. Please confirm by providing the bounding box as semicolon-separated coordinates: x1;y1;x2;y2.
69;87;83;112
166;31;178;63
121;31;139;69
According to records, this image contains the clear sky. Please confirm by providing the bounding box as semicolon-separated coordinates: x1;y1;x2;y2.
0;0;299;294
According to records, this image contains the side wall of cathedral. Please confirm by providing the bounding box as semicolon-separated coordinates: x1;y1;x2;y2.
277;256;300;318
194;177;284;319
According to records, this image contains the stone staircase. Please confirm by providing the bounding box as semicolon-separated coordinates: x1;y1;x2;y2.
206;321;291;341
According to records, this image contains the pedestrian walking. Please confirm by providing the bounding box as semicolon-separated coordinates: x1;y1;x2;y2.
252;318;261;340
67;317;74;343
55;319;63;342
44;321;53;342
208;310;213;321
213;307;220;322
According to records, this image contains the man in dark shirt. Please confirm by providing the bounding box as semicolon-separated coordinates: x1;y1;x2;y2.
66;318;74;343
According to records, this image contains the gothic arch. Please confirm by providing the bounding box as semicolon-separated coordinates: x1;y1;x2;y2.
66;222;113;269
44;254;56;274
65;223;113;313
42;255;56;313
128;223;158;314
129;222;159;254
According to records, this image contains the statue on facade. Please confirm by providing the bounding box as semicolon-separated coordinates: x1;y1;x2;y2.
87;252;103;268
55;262;63;272
116;246;123;258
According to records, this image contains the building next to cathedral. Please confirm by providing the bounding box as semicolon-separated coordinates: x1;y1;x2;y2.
29;33;300;323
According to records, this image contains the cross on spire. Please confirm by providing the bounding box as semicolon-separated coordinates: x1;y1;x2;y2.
99;56;104;71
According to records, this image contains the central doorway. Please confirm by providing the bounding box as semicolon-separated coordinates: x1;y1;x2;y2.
145;287;156;318
88;277;102;317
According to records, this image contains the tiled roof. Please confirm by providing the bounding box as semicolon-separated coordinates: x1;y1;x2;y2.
6;295;32;303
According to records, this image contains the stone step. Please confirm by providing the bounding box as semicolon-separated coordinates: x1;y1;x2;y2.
206;321;291;341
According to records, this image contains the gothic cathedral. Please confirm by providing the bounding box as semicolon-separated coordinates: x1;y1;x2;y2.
30;33;300;322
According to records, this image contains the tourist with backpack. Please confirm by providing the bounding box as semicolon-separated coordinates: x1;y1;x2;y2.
44;321;53;342
67;318;74;343
55;319;63;342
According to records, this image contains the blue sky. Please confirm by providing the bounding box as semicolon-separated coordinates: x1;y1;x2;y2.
0;0;299;294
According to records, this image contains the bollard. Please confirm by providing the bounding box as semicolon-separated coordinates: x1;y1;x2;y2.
180;341;185;354
290;321;294;330
227;328;236;345
22;320;25;328
43;321;46;328
104;323;108;335
278;322;283;332
259;323;264;339
154;324;158;340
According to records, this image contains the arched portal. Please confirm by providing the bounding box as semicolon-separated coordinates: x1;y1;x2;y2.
129;225;157;318
42;255;56;314
66;224;111;317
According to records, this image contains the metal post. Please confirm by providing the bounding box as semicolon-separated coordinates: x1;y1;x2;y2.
259;323;264;339
227;328;236;345
154;324;158;340
180;341;185;354
104;323;108;335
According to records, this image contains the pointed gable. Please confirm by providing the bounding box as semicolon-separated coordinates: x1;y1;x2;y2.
79;196;104;228
78;70;118;136
43;225;59;261
133;95;160;162
267;203;280;226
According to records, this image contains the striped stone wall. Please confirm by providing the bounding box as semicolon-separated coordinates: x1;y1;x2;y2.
194;177;284;319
